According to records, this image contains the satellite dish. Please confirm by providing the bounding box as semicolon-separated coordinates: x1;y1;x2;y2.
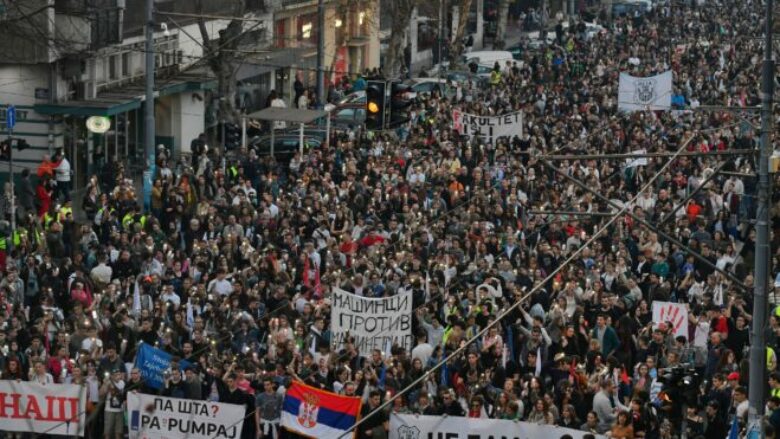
86;116;111;134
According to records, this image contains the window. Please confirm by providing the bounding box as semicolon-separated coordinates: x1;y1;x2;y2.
301;23;312;39
122;52;130;76
296;14;317;45
275;20;285;48
109;55;118;80
414;83;435;93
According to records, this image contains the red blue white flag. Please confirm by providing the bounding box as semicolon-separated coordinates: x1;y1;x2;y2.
282;381;362;438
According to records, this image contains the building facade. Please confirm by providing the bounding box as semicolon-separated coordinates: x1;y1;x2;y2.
0;0;379;190
235;0;380;115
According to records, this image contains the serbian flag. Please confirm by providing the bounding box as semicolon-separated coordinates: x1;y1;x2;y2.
282;381;362;438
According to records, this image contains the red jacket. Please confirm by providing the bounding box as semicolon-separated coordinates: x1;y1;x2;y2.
47;356;73;383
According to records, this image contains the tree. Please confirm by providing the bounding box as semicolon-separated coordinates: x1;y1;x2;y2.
449;0;472;68
196;0;248;124
385;0;417;78
493;0;510;49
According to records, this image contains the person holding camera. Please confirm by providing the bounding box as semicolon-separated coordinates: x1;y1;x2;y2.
100;368;125;439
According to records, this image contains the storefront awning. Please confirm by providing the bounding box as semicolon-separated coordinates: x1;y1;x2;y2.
35;98;141;117
237;47;315;81
35;72;216;117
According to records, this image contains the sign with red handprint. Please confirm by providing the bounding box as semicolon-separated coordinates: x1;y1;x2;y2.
652;301;689;338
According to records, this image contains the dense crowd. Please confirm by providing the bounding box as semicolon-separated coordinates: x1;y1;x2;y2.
0;0;778;439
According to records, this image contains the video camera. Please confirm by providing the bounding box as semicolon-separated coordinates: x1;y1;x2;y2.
658;363;701;410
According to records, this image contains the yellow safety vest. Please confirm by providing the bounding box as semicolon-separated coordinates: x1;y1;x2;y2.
58;206;73;222
43;212;55;229
122;213;135;229
490;70;502;85
12;229;26;246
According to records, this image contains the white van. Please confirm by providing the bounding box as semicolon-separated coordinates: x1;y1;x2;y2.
462;51;514;70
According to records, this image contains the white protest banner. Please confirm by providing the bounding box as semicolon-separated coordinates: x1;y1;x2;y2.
331;287;413;354
652;301;689;338
618;71;673;112
625;149;648;168
0;380;86;436
390;413;606;439
127;393;245;439
452;110;523;144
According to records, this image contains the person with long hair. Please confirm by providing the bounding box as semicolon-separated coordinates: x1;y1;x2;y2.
3;357;23;380
611;410;635;439
559;403;580;428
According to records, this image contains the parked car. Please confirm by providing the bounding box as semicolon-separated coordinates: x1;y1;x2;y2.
507;43;525;60
612;0;652;16
338;90;366;105
329;103;367;129
462;50;514;68
249;134;324;156
444;70;489;88
281;127;329;142
405;78;456;99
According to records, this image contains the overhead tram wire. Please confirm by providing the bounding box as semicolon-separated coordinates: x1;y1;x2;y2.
332;126;701;439
211;120;733;439
199;115;634;439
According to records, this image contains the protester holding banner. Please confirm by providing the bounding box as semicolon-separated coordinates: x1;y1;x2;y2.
219;372;257;439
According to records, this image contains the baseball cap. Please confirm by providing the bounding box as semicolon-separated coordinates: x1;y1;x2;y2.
727;372;740;381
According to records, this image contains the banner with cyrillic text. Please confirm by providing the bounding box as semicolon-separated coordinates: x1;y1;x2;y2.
127;393;245;439
452;110;523;144
331;288;413;354
134;343;192;390
390;413;606;439
0;380;86;436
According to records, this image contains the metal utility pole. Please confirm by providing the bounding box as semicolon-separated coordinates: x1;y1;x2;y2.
540;0;547;44
7;106;14;233
748;0;774;434
438;0;443;77
144;0;155;212
316;0;325;107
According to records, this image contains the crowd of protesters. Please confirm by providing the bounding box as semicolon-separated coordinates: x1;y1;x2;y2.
0;0;778;439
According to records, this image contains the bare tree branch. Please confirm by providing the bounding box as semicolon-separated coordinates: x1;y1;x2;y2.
386;0;416;77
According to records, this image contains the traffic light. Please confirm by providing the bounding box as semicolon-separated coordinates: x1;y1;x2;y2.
0;140;9;161
224;123;241;150
0;138;27;161
365;80;386;131
14;138;29;151
388;81;412;128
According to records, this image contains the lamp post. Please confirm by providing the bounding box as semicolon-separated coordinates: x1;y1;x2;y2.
748;0;774;436
144;0;155;212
